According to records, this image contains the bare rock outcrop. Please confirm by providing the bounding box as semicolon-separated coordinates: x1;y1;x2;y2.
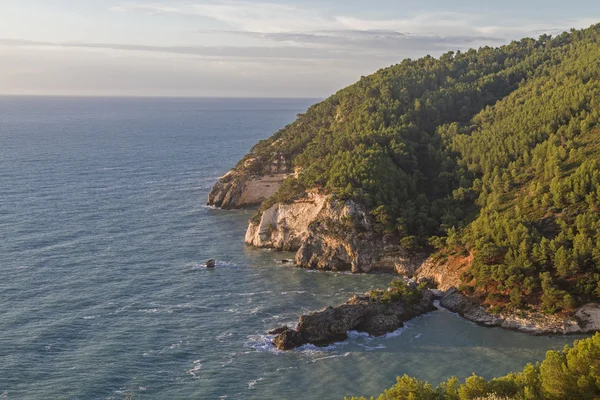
414;253;472;291
207;155;291;209
207;170;290;209
441;288;600;335
244;193;329;250
270;289;436;350
246;194;428;273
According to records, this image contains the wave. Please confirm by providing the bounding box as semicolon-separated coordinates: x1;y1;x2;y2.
357;344;386;351
188;360;202;378
138;308;160;313
248;377;264;389
383;325;410;338
310;352;351;363
216;332;233;342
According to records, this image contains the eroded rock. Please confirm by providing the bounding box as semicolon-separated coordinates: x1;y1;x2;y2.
440;288;599;335
270;289;436;350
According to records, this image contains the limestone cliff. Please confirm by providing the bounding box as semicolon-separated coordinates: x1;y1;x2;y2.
207;155;291;209
245;193;428;273
244;192;328;251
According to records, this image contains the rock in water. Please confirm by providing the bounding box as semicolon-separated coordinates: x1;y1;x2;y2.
205;259;216;268
267;326;290;335
272;328;305;350
271;288;436;350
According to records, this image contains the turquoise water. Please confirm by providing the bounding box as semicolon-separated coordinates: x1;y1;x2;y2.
0;97;582;399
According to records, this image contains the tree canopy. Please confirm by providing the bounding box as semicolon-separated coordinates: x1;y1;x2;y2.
346;333;600;400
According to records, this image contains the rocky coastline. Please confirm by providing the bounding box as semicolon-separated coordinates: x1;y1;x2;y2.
440;287;600;335
268;285;600;351
208;166;600;340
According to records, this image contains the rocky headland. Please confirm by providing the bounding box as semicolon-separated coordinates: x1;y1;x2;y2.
207;26;600;338
209;165;427;274
208;164;600;337
269;282;437;350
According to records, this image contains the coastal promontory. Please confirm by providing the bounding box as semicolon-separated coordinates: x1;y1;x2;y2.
209;24;600;328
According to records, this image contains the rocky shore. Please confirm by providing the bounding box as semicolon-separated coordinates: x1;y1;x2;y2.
208;163;600;341
269;283;437;350
268;284;600;351
440;288;600;335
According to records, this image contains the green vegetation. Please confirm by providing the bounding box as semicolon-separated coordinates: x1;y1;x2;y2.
346;333;600;400
367;279;430;305
242;24;600;312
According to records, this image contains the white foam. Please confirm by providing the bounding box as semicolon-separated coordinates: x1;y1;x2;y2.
383;325;409;338
188;360;202;378
310;352;351;362
248;377;264;389
248;306;262;315
347;330;371;340
82;315;97;320
279;290;312;295
298;341;347;353
139;308;160;313
216;332;233;342
358;344;386;351
244;334;279;353
236;290;274;297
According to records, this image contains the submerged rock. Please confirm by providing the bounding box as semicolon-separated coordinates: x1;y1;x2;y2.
270;288;436;350
205;259;216;268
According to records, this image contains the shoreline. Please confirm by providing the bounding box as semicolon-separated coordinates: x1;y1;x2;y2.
267;285;600;350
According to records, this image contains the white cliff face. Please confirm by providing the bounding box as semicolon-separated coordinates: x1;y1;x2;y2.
245;193;329;251
246;194;427;274
207;171;289;209
238;174;289;206
207;154;292;209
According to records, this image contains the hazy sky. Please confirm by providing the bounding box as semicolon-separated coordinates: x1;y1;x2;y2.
1;0;598;97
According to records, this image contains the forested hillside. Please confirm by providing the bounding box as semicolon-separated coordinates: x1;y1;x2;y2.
237;24;600;313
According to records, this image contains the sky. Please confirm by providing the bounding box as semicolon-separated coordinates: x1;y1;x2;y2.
0;0;599;97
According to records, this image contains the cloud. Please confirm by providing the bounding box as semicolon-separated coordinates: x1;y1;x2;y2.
2;1;598;97
110;2;597;55
110;1;333;32
220;30;504;52
0;38;400;62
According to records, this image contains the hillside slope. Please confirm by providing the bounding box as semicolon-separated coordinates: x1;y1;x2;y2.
208;24;600;314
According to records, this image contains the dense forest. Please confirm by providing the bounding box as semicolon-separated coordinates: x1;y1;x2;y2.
346;333;600;400
240;24;600;313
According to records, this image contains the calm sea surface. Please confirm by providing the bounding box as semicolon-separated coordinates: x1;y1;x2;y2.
0;97;582;399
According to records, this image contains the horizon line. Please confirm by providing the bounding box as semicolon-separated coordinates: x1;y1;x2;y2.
0;93;323;100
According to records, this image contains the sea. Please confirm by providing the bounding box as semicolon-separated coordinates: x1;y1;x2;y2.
0;96;583;399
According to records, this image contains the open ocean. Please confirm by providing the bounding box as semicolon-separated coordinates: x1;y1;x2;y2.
0;96;582;399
